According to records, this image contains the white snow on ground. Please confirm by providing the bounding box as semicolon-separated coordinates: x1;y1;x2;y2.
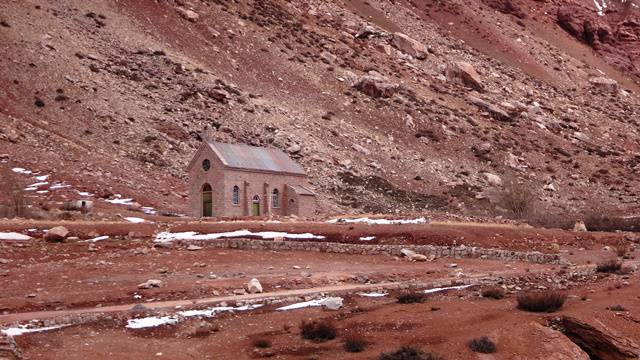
276;297;343;311
593;0;607;15
89;235;109;242
35;175;49;182
11;167;32;174
1;324;69;337
155;230;325;243
359;236;376;241
358;292;387;297
126;305;263;329
141;207;157;215
327;217;427;225
28;182;48;187
105;195;135;205
49;183;70;190
178;304;263;318
125;217;147;223
422;285;472;294
126;316;179;329
23;187;37;191
0;232;32;241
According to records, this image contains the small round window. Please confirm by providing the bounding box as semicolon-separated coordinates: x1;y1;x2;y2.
202;159;211;171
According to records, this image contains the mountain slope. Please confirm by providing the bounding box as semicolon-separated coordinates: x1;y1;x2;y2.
0;0;639;218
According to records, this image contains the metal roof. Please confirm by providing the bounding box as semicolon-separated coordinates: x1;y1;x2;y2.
207;141;306;176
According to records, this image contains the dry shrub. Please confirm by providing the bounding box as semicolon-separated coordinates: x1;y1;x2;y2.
397;292;426;304
343;334;367;353
596;259;622;273
300;320;337;342
481;287;505;299
608;304;627;312
516;291;566;313
497;179;536;219
0;172;33;219
379;346;443;360
253;338;271;348
615;245;630;258
468;336;496;353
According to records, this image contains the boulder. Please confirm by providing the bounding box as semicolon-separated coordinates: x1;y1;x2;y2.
467;95;512;122
137;279;162;289
446;62;485;92
319;297;343;310
400;248;427;261
391;32;428;60
589;77;618;92
247;278;263;294
177;7;199;22
354;75;398;98
483;173;503;187
44;226;69;243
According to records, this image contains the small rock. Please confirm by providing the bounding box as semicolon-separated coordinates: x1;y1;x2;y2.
446;62;485;92
319;297;343;310
187;245;203;251
233;288;246;295
573;221;587;232
138;279;162;289
176;7;199;22
247;278;263;294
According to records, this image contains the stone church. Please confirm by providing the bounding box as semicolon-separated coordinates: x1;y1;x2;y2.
187;141;316;218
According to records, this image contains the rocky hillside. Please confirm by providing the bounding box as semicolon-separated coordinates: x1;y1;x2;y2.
1;0;640;218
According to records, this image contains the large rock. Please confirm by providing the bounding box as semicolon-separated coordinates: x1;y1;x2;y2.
319;297;343;310
247;278;263;294
44;226;69;243
467;95;512;122
445;62;485;92
573;221;587;232
354;74;398;98
400;248;428;261
589;77;618;92
177;7;199;22
483;173;503;187
391;32;428;60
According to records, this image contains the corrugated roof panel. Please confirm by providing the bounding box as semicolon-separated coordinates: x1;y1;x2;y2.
208;141;306;175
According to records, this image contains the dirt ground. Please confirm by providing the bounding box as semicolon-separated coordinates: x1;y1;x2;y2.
1;219;639;359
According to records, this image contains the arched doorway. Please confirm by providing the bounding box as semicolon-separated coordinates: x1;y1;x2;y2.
202;183;213;217
251;195;260;216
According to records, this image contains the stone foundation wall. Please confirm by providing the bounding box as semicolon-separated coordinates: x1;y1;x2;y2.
195;238;563;264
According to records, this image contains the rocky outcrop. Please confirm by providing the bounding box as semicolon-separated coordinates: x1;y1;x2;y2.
467;95;513;122
391;32;428;59
354;74;399;98
550;316;640;360
445;62;485;92
530;322;590;360
589;77;619;92
482;0;526;19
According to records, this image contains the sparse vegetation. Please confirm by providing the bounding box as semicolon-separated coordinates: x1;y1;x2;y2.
343;334;367;353
468;336;497;353
379;346;443;360
300;320;337;342
608;304;627;312
615;245;630;258
397;292;426;304
253;338;272;348
0;172;31;219
596;259;622;273
481;287;505;299
497;179;536;219
516;291;566;313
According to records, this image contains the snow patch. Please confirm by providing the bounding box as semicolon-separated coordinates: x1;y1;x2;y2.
1;324;69;337
155;230;325;243
12;168;32;175
126;316;178;329
276;297;343;311
125;217;147;224
328;217;427;225
422;284;472;294
89;235;109;242
359;236;376;241
358;292;387;297
0;232;32;241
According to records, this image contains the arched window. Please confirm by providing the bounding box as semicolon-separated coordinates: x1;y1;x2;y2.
271;189;280;208
232;185;240;205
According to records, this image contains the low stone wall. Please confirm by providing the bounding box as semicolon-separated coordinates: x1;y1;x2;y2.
193;238;563;264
